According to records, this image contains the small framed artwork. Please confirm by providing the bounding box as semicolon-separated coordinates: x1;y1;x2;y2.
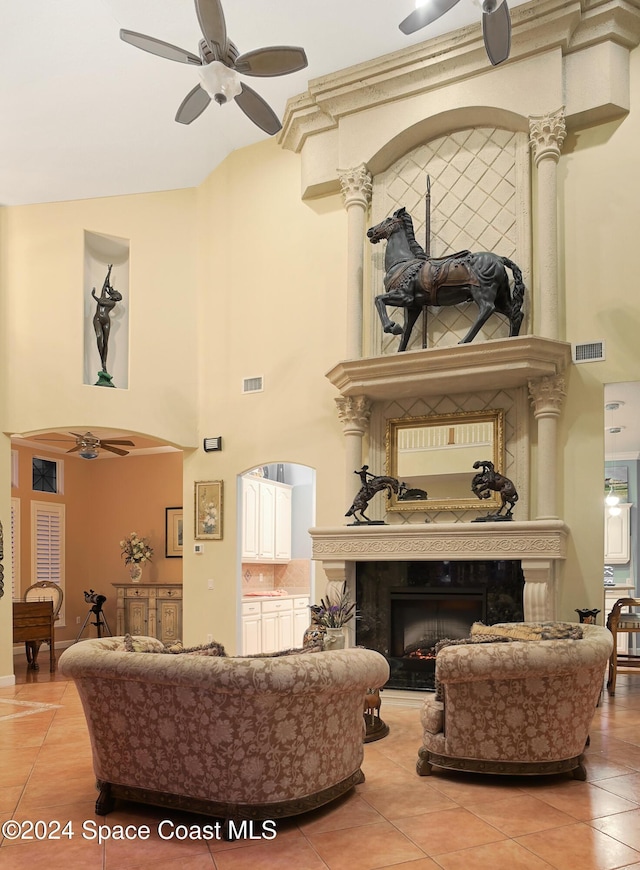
195;481;223;540
165;507;183;558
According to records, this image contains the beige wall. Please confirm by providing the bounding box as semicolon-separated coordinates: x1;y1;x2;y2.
10;445;182;646
1;189;199;446
182;139;349;651
554;47;640;616
3;46;640;671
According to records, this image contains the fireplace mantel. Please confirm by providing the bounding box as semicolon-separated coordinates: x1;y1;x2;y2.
311;520;568;623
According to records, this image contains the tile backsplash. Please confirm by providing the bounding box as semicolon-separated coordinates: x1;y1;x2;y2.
242;560;311;593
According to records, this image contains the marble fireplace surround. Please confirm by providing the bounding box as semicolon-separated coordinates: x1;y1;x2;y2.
310;520;568;625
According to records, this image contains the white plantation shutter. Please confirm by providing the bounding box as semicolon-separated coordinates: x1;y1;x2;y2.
30;501;65;624
11;498;20;599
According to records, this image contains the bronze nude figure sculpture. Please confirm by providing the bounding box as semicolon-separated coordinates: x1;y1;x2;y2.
92;264;122;387
367;207;525;352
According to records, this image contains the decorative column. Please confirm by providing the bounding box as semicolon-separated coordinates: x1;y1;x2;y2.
339;165;372;360
336;395;371;506
528;375;566;520
528;109;566;340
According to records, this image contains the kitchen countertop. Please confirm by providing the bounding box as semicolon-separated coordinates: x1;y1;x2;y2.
242;590;310;601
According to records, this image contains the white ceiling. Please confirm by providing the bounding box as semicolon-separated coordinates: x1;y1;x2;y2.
0;0;529;206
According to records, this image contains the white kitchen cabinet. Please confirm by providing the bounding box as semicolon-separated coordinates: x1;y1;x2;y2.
241;596;309;655
241;601;262;656
241;476;292;563
604;504;632;564
261;598;294;651
275;486;292;561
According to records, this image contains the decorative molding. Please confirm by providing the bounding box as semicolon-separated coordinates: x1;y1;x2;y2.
280;0;640;173
327;336;572;401
310;521;568;562
338;165;372;209
528;375;567;416
335;396;371;433
529;108;567;166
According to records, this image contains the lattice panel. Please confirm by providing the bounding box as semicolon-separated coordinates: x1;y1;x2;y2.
368;128;530;355
368;388;529;524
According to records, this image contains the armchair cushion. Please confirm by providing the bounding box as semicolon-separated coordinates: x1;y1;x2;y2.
471;621;583;641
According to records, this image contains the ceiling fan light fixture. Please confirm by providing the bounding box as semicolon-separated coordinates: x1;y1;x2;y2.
198;61;242;104
79;447;99;460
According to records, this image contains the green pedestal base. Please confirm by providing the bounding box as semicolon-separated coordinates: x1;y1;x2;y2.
95;371;116;388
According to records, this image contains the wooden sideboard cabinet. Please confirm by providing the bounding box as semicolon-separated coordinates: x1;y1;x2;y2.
113;583;183;645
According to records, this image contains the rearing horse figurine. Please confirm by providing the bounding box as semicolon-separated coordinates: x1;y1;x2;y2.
367;207;525;352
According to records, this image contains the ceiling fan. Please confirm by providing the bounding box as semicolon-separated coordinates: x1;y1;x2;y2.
400;0;511;66
34;432;135;460
120;0;308;135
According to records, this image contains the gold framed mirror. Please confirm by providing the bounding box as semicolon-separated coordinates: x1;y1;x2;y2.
386;409;505;512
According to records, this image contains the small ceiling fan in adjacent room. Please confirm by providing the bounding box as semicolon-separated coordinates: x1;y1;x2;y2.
120;0;308;135
400;0;511;66
33;432;135;460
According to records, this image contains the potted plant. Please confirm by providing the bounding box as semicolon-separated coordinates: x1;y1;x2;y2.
316;582;356;649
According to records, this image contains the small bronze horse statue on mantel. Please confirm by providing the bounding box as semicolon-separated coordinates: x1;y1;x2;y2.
345;466;400;524
471;459;519;519
367;207;525;352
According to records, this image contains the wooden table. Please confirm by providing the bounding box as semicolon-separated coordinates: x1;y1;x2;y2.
13;601;55;671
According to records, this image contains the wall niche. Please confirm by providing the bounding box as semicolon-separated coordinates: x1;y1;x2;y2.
83;230;130;389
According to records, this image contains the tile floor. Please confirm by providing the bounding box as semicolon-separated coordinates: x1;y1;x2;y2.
1;660;640;870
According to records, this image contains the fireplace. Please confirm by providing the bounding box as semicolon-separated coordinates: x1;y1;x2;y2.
356;560;524;690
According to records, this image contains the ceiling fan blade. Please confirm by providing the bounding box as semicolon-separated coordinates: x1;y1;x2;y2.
120;30;202;65
195;0;228;58
175;84;212;124
100;439;135;447
33;437;74;442
100;444;130;457
66;445;83;454
483;0;511;65
70;431;92;439
234;46;308;78
234;84;281;135
399;0;463;34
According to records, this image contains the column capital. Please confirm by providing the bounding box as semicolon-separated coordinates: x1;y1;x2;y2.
529;108;566;166
528;375;566;416
338;164;372;209
335;395;371;433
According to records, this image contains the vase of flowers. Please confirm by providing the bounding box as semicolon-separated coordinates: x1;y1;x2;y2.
316;582;356;650
120;532;153;583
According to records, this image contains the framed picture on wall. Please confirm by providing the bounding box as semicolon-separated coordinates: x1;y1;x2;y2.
194;481;223;540
165;507;183;558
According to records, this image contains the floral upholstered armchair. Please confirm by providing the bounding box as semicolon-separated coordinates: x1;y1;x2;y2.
417;622;612;780
59;636;389;825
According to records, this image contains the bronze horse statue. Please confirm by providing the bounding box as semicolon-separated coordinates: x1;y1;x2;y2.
367;207;525;352
346;466;400;524
471;460;519;518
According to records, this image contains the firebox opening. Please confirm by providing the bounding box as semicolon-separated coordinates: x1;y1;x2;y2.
356;560;524;693
387;589;486;690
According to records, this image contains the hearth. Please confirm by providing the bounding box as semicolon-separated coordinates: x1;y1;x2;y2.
356;560;524;690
